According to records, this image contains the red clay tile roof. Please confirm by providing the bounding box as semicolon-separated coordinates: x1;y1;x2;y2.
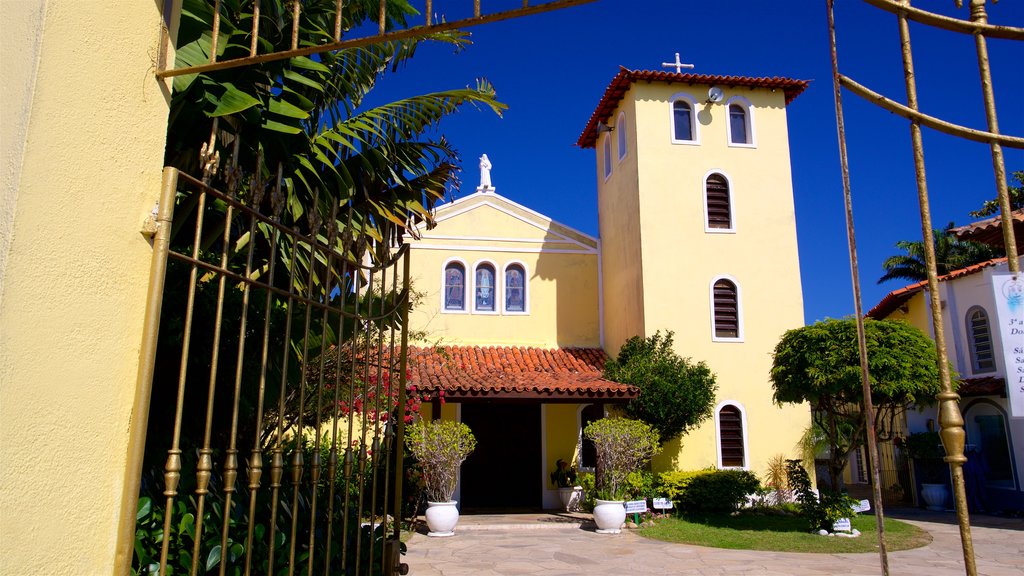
951;208;1024;252
406;345;637;400
957;376;1006;398
867;258;1008;319
577;67;810;148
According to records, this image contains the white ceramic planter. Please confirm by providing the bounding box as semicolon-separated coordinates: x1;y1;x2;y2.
557;487;583;511
593;499;625;534
920;483;949;511
425;501;460;537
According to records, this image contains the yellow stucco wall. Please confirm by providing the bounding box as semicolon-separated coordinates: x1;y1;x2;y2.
407;194;600;348
0;2;171;573
600;81;810;476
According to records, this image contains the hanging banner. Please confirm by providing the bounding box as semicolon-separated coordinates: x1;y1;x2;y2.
991;273;1024;418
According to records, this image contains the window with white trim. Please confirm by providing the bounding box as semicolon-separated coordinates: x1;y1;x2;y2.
443;262;465;311
603;136;612;179
672;98;696;142
726;97;754;147
712;278;740;339
717;403;745;468
616;112;627;160
967;306;996;373
504;263;527;312
474;263;496;312
705;173;733;230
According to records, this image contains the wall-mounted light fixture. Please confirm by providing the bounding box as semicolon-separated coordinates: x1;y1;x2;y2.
596;120;614;134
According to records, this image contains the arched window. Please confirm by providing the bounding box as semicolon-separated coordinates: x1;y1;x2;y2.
504;263;527;313
474;263;496;312
616;112;627;160
672;99;695;142
443;262;465;311
602;136;612;179
726;97;754;147
712;278;740;339
705;173;733;230
967;306;995;373
717;403;746;468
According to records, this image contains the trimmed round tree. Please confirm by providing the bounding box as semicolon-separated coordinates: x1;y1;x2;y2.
770;318;942;491
604;331;718;444
584;417;661;501
406;420;477;503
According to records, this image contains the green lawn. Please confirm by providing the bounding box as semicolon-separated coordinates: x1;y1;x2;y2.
639;513;932;553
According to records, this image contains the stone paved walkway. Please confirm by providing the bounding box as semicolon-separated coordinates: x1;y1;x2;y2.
403;509;1023;575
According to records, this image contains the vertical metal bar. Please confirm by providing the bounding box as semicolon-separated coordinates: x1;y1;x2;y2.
290;0;301;50
826;3;890;574
243;160;274;576
970;0;1019;273
341;213;360;569
114;167;180;575
895;2;976;574
210;0;222;63
378;0;387;35
335;0;344;40
391;247;411;543
250;0;261;57
475;0;481;18
160;166;211;576
426;0;433;26
220;142;254;576
191;170;238;576
366;237;390;575
355;249;376;570
267;164;291;576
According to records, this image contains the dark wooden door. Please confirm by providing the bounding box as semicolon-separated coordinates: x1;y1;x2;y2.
459;403;541;511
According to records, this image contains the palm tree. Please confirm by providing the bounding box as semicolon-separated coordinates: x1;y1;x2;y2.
878;222;1002;284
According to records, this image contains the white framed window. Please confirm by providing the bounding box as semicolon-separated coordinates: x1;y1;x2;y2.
715;401;748;469
503;261;529;314
602;135;612;180
725;96;755;148
670;92;700;145
710;275;743;341
703;170;735;232
441;258;468;313
966;306;996;373
616;111;627;161
472;261;498;314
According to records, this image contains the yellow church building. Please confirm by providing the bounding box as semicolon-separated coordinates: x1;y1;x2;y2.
402;67;813;510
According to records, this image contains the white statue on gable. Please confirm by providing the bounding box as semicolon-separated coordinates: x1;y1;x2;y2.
479;154;492;190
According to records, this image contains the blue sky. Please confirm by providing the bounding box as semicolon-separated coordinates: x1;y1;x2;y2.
369;0;1023;325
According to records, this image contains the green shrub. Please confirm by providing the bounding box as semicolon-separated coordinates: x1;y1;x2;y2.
583;417;661;500
659;468;715;506
677;470;760;515
786;459;857;531
577;471;596;512
622;470;658;501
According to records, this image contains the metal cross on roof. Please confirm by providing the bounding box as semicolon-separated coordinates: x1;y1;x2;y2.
661;52;695;74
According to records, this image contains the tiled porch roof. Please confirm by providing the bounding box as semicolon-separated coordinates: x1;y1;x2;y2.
957;376;1006;398
867;258;1008;319
406;345;638;400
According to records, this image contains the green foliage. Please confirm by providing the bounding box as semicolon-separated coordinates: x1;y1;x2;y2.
878;222;1002;284
657;469;715;505
677;470;761;515
902;431;948;483
771;317;943;489
622;471;658;500
604;331;718;443
577;472;596;512
763;454;791;505
785;459;856;531
405;420;476;502
549;459;578;488
583;418;661;501
969;170;1024;217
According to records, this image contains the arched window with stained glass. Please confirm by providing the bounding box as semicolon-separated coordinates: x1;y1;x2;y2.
505;263;527;313
443;261;465;311
475;263;496;312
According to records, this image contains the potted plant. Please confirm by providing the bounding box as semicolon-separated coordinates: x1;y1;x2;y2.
550;458;581;511
902;431;949;511
583;417;660;533
406;419;477;536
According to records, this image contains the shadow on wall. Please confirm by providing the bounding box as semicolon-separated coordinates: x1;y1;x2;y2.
532;224;601;348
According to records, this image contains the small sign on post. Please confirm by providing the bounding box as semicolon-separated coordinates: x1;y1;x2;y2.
624;500;648;514
652;497;673;510
852;499;871;513
832;518;852;532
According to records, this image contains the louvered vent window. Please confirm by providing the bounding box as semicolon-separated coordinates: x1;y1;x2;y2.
967;307;996;373
713;279;739;338
706;174;732;229
719;405;744;467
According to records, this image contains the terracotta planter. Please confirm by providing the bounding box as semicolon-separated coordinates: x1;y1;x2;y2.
425;501;460;537
593;499;625;534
